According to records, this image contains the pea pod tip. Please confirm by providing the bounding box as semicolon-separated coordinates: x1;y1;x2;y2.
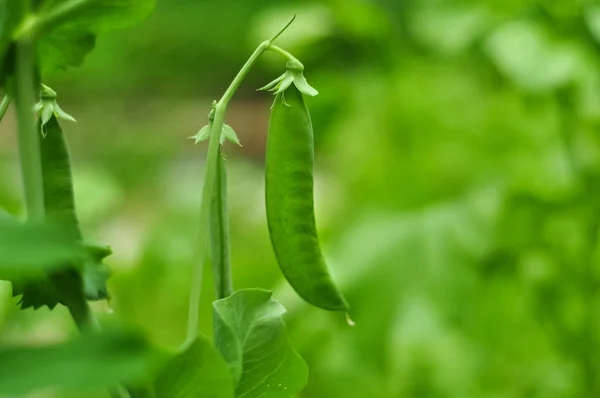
345;313;355;327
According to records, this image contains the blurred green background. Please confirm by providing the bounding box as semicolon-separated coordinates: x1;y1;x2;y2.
2;0;600;396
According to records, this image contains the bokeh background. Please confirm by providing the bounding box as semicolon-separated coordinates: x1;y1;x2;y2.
2;0;600;397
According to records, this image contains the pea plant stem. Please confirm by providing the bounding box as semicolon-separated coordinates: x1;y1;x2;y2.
14;40;45;221
186;16;296;345
0;95;11;122
268;45;301;64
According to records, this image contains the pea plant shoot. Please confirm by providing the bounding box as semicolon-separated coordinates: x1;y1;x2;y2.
0;1;350;397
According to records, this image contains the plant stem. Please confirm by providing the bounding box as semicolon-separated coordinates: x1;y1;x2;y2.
0;95;11;122
49;271;99;332
67;300;98;331
210;149;233;299
14;40;45;221
186;40;271;344
268;45;302;64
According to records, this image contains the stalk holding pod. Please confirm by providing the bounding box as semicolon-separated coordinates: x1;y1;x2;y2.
265;85;349;312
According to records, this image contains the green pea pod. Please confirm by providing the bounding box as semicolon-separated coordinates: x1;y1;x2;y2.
12;115;110;310
39;116;81;238
265;86;349;312
40;116;111;300
209;148;233;299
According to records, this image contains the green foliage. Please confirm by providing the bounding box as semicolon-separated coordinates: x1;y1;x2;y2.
1;6;323;398
0;215;84;278
35;0;156;73
192;123;241;146
0;0;156;82
210;151;234;300
11;242;111;309
5;0;600;397
484;21;580;93
152;335;235;398
0;327;156;396
213;289;308;398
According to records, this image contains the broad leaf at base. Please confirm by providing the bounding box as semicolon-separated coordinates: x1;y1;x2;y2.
9;114;111;310
151;335;235;398
213;288;308;398
0;327;157;397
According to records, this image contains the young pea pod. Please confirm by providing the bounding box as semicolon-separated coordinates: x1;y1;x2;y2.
39;116;81;238
209;148;233;299
41;116;111;298
192;108;236;300
265;86;348;312
12;114;110;310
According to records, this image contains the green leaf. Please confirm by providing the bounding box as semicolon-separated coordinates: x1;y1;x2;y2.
152;335;235;398
222;124;241;146
10;242;111;310
0;327;157;396
213;289;308;398
11;276;61;309
191;124;211;143
1;0;156;78
36;0;156;73
39;0;156;32
0;0;24;86
191;124;242;146
0;216;84;278
37;29;95;73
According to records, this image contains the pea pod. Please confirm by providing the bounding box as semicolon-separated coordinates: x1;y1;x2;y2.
39;116;81;238
41;116;111;298
209;148;233;299
265;86;348;312
12;115;110;310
